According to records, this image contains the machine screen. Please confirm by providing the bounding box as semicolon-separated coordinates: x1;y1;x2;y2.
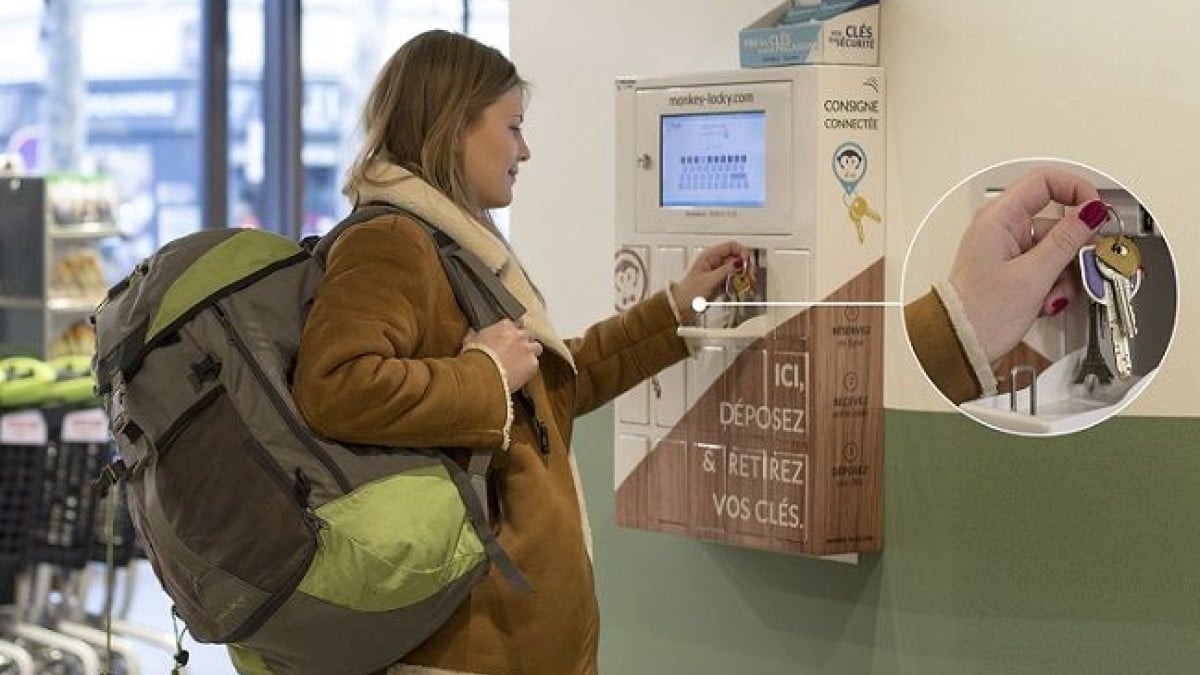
660;111;766;208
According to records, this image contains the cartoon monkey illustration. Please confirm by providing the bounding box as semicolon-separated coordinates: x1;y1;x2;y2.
835;147;864;184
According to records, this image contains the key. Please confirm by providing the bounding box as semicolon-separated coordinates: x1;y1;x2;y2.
1073;302;1114;390
729;265;754;298
1101;289;1134;378
1079;245;1143;304
1096;236;1142;339
1078;246;1107;304
724;260;756;328
1094;235;1141;278
1098;255;1139;341
847;195;881;244
1078;245;1143;379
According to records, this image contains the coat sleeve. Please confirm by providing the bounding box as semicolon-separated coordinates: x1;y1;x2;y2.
903;288;984;405
567;289;689;417
292;216;510;449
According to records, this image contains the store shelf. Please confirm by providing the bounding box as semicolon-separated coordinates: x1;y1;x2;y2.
0;295;43;310
0;176;114;358
47;296;103;313
49;222;121;240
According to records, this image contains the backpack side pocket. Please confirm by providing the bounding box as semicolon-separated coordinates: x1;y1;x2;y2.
136;385;317;641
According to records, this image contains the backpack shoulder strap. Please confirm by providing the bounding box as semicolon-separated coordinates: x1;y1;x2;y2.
313;202;525;331
307;201;399;267
432;234;527;331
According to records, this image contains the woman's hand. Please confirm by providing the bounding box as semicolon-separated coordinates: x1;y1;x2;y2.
670;240;752;323
948;168;1107;364
466;318;541;392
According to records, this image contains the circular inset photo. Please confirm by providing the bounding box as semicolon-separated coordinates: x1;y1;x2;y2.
901;158;1178;436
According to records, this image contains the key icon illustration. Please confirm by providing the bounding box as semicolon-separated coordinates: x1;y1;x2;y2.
847;195;881;244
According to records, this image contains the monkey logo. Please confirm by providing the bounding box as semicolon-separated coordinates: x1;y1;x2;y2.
832;142;866;193
831;141;880;244
613;248;648;312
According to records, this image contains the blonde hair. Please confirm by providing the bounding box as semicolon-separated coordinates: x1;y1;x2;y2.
344;30;526;220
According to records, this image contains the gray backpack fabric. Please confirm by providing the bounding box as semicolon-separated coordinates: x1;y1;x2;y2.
92;204;529;675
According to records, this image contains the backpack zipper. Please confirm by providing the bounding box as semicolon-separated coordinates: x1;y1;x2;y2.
293;467;328;535
211;303;353;494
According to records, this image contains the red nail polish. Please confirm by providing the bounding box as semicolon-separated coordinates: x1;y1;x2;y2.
1078;200;1108;229
733;258;745;270
1050;298;1068;315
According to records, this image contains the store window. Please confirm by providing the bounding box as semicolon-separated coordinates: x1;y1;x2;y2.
298;0;512;236
0;0;204;275
0;1;512;252
219;1;512;237
0;3;508;672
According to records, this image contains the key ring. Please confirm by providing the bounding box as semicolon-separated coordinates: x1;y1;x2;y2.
1106;204;1128;253
1108;204;1125;236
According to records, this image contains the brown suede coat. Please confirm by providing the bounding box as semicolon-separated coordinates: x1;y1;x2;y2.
292;213;688;675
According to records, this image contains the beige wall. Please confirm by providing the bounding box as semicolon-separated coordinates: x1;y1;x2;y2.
508;0;776;337
509;0;1198;417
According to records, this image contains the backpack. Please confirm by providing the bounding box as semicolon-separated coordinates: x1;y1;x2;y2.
91;204;531;675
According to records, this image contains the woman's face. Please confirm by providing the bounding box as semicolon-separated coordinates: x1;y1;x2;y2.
461;87;530;211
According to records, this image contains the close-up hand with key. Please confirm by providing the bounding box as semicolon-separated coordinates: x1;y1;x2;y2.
946;167;1105;365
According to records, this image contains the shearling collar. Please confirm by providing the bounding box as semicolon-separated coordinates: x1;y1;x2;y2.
347;161;575;371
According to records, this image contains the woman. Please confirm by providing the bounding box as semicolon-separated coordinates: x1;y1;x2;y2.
292;30;745;675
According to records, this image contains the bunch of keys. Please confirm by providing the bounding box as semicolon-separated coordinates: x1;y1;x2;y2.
724;258;756;328
1077;214;1143;382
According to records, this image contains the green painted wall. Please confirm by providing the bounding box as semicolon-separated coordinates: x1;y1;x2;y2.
576;407;1200;674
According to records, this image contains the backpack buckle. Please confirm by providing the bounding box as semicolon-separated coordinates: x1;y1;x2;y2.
93;459;128;497
188;354;223;391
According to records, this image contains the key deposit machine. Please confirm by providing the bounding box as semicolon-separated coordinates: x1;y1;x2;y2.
613;66;885;557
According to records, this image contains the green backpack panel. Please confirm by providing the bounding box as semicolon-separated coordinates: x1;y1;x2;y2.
92;206;528;675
